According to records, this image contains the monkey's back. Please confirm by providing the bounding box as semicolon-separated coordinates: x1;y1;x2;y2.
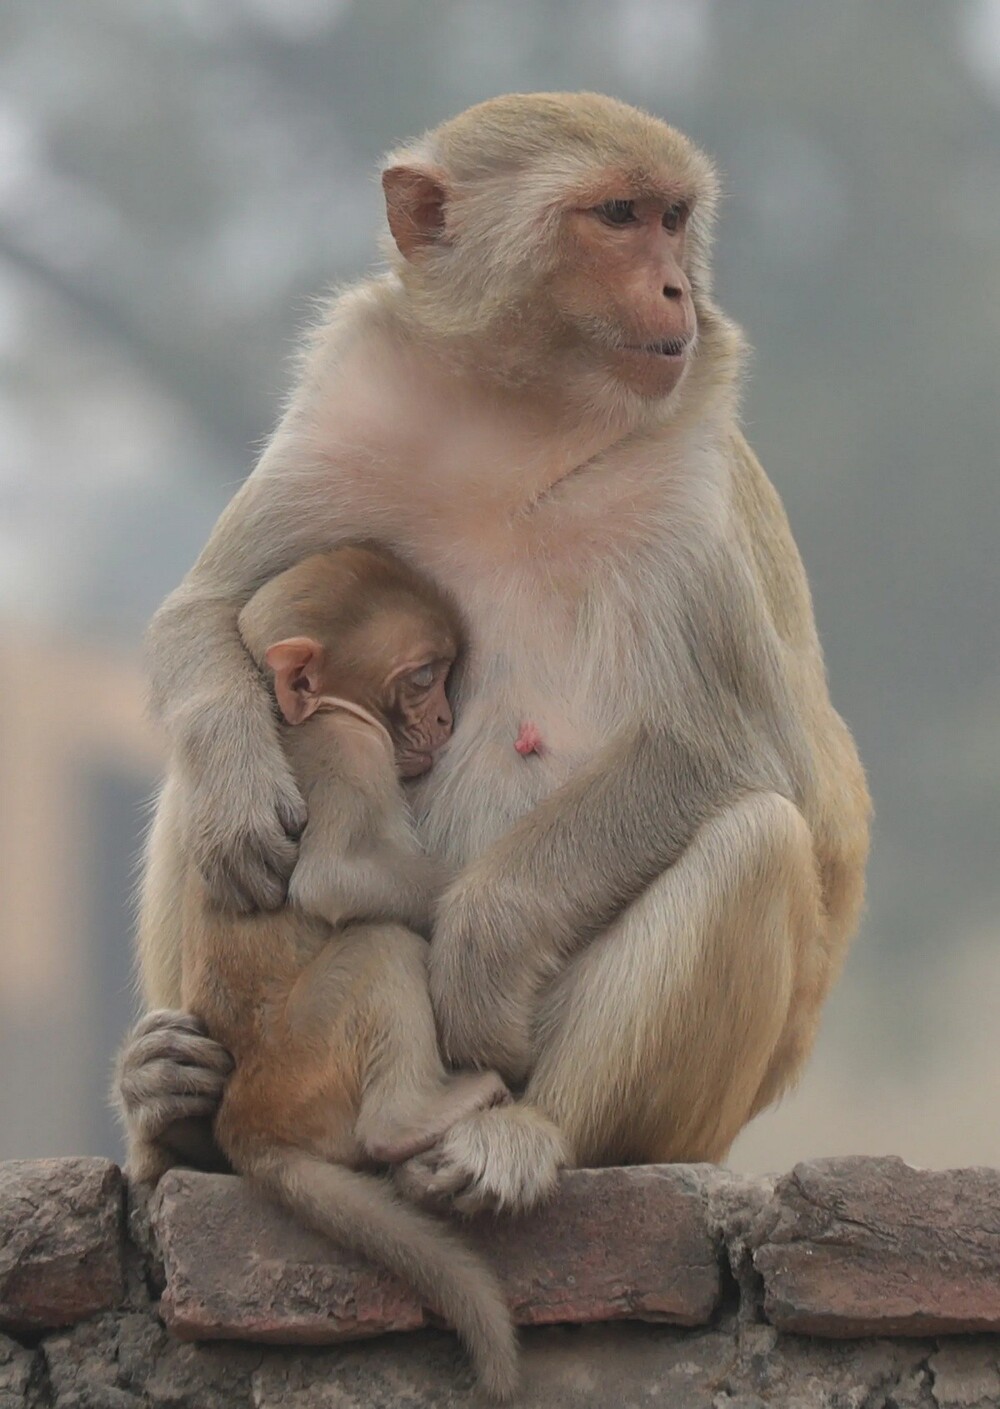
728;430;871;932
179;865;364;1161
179;866;326;1041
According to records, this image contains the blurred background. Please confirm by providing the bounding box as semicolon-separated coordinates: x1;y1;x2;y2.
1;0;998;1173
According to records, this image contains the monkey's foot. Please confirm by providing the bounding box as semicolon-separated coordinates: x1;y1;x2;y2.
394;1101;568;1215
362;1070;511;1165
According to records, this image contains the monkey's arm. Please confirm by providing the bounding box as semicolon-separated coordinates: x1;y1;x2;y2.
292;850;440;935
430;722;787;1080
288;767;442;935
147;452;360;912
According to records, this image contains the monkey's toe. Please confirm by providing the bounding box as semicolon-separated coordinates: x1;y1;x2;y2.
393;1146;473;1206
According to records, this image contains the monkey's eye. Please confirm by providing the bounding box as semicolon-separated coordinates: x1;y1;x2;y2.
662;202;687;233
409;664;435;689
596;199;637;227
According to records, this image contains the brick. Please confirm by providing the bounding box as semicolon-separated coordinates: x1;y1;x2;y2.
0;1158;125;1333
152;1164;719;1345
0;1331;38;1404
929;1342;1000;1409
751;1155;1000;1337
465;1165;719;1327
249;1322;738;1409
153;1172;424;1344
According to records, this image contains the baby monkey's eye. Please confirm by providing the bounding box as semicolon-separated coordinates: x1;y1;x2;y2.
409;664;435;689
596;199;637;227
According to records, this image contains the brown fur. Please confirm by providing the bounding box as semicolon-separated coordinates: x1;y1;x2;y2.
145;549;517;1399
118;94;869;1223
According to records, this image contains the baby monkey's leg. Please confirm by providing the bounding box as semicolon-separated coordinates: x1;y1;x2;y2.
351;924;510;1165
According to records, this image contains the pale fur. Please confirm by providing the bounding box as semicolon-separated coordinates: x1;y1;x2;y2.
119;93;870;1215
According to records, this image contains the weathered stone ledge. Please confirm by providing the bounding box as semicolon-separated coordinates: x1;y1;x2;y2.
1;1154;998;1407
152;1163;720;1342
0;1159;125;1335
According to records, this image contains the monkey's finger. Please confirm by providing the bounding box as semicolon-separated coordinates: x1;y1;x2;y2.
122;1059;229;1109
205;828;298;912
276;788;308;842
396;1150;476;1206
126;1029;234;1076
135;1095;222;1139
422;1153;475;1196
262;825;300;881
205;851;278;914
129;1009;209;1042
483;1077;513;1109
450;1182;495;1217
128;1059;229;1098
392;1153;444;1205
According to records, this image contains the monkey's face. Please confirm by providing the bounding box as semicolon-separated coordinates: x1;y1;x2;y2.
343;602;461;779
548;192;697;399
383;650;457;779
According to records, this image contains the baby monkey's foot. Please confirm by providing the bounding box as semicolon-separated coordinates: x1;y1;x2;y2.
393;1102;568;1216
362;1070;510;1165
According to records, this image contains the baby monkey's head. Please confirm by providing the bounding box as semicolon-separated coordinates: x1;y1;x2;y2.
239;546;462;778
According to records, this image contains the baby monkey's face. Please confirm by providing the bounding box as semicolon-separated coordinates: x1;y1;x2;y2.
260;559;462;779
381;642;456;779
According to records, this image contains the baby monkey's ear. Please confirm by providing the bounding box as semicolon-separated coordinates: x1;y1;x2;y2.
264;637;326;725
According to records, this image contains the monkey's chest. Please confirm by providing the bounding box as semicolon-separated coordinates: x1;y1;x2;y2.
411;695;593;865
410;594;637;864
434;481;661;582
390;459;699;862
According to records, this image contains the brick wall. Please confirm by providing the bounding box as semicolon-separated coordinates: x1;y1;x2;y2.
1;1156;998;1407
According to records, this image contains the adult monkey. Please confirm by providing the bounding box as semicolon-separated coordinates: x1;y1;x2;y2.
118;93;870;1211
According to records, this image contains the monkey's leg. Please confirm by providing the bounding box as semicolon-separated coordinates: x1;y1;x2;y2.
364;1068;512;1167
291;924;510;1166
356;926;510;1164
531;792;819;1165
402;792;818;1211
747;840;864;1123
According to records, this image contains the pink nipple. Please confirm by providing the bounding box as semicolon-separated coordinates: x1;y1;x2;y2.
515;721;543;757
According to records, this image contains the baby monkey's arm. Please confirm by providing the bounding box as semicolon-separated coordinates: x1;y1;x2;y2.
290;798;442;935
287;736;443;936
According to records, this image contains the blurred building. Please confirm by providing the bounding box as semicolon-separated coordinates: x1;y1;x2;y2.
0;630;159;1159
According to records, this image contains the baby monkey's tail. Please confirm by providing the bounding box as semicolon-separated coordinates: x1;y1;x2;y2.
249;1149;518;1400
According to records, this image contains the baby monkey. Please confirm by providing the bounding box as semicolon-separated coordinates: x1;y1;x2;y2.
179;546;517;1399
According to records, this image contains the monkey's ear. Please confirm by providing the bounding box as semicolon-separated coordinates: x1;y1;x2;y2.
382;165;448;260
264;636;326;725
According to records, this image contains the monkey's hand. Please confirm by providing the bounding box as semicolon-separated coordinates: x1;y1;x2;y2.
182;712;306;913
429;869;539;1085
114;1010;233;1181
